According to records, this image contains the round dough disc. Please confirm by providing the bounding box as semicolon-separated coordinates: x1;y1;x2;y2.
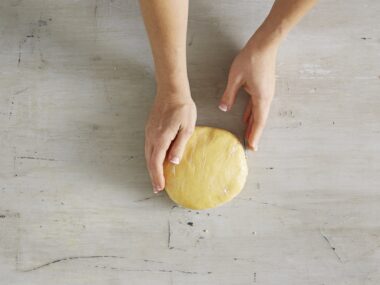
164;126;248;210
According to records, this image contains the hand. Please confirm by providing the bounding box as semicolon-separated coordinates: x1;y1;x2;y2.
219;38;278;151
145;82;196;193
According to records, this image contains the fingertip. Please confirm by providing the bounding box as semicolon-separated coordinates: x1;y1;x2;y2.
250;145;259;152
246;141;258;152
153;184;164;193
169;156;180;165
218;103;228;112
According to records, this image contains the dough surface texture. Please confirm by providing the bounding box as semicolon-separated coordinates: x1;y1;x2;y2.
164;126;248;210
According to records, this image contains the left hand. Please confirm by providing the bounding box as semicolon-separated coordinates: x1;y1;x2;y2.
219;39;278;151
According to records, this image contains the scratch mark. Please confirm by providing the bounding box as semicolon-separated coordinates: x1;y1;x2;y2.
320;230;343;263
143;259;164;264
134;195;160;202
13;153;18;177
21;255;126;272
16;156;56;161
233;257;255;263
18;47;21;66
94;265;211;274
17;38;27;66
168;220;172;249
167;205;186;251
14;87;29;95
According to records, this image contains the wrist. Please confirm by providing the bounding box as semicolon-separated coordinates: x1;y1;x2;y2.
245;21;287;52
156;75;192;101
155;69;188;87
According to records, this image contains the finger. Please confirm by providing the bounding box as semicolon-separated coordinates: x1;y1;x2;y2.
242;100;252;124
148;139;172;193
246;98;271;151
219;76;242;112
167;128;194;164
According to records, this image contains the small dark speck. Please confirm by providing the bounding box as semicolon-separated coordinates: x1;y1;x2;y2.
187;222;193;226
196;211;199;214
332;121;335;125
266;167;274;170
92;124;100;130
207;213;210;216
208;272;212;274
361;37;371;40
38;20;47;27
49;18;52;21
26;35;34;38
61;202;64;205
0;215;6;218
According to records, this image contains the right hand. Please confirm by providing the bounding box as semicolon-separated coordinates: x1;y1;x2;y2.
145;81;197;194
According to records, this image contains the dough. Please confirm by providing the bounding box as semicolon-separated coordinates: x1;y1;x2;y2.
164;126;248;210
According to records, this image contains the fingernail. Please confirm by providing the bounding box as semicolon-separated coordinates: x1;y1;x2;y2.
153;186;162;193
218;103;228;112
170;156;180;164
251;145;258;152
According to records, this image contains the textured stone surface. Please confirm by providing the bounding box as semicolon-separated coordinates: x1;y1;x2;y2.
0;0;379;284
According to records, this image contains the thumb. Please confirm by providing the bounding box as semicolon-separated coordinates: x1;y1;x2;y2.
167;128;194;164
219;76;242;112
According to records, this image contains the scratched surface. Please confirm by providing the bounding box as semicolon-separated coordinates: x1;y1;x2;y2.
0;0;379;284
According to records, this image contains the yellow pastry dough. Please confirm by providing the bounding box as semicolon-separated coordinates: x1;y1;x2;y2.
164;126;248;210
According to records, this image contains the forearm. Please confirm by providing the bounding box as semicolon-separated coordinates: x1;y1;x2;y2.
139;0;189;90
247;0;317;50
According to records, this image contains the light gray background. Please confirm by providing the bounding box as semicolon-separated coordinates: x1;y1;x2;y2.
0;0;379;284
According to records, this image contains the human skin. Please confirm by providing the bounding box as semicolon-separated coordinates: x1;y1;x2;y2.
140;0;317;193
